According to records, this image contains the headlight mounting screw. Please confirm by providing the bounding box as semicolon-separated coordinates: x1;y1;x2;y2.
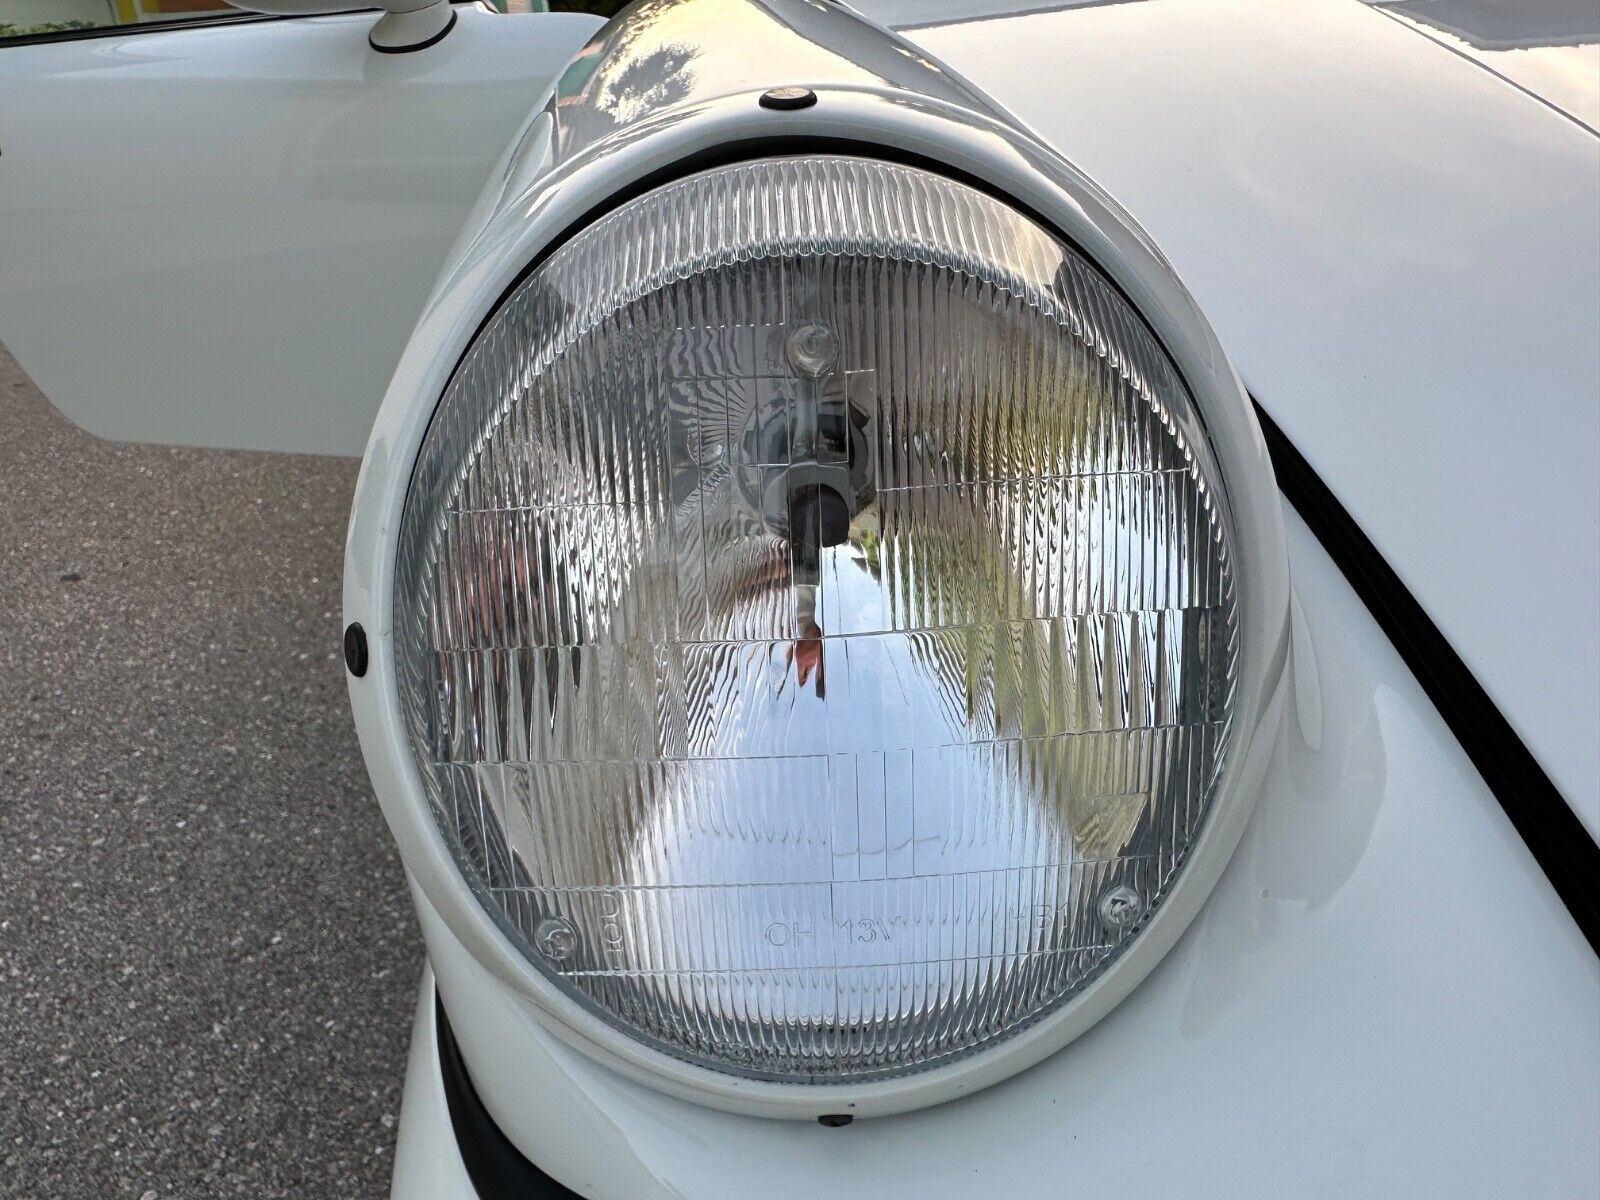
535;916;579;962
1098;885;1146;934
760;86;817;111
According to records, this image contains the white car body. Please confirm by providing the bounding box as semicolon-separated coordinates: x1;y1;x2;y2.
1;1;1594;1196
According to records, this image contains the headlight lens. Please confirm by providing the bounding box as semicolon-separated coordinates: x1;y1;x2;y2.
396;157;1237;1084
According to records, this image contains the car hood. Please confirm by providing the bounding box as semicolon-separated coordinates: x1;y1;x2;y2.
852;0;1600;834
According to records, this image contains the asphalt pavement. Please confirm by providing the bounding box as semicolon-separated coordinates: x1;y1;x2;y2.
0;344;420;1198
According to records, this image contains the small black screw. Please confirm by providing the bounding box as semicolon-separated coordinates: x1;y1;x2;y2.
343;622;369;678
760;86;817;112
817;1113;853;1128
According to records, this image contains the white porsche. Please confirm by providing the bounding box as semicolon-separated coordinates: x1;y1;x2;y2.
1;1;1595;1196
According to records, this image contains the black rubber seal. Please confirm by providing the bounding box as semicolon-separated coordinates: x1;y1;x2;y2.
343;623;369;678
437;991;589;1198
369;8;457;54
1256;401;1600;955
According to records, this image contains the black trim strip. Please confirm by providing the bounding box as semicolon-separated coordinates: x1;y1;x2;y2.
437;991;589;1198
1256;401;1600;955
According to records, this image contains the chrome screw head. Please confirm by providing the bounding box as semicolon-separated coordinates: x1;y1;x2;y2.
1098;885;1146;934
534;916;578;961
760;86;817;111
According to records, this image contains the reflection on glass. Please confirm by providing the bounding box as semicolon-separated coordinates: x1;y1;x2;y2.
397;158;1239;1082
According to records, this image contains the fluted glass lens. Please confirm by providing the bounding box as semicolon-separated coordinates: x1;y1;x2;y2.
396;158;1237;1083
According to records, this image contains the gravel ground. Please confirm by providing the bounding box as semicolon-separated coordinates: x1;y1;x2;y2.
0;344;420;1199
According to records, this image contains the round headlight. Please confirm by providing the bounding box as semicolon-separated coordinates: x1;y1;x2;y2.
395;157;1239;1085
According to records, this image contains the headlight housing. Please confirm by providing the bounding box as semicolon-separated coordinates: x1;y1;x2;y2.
393;156;1242;1085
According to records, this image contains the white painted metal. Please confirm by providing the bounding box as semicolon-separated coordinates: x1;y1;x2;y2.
0;6;602;455
858;0;1600;836
342;0;1291;1119
390;966;480;1200
400;511;1600;1199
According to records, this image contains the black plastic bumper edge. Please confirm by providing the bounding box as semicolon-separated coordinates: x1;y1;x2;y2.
1256;400;1600;956
436;990;588;1199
